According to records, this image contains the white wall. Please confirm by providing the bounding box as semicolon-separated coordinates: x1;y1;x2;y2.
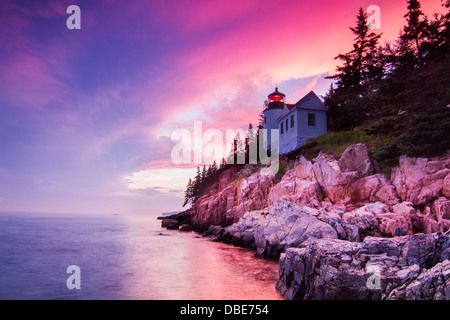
263;108;282;150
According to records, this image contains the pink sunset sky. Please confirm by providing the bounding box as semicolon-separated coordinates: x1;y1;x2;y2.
0;0;446;215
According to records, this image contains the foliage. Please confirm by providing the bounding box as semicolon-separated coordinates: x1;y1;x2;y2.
325;1;450;168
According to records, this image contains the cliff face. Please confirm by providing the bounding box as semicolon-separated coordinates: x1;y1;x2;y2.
179;144;450;299
190;144;449;238
188;167;275;232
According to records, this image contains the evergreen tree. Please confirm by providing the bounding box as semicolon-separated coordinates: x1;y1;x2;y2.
327;7;383;88
220;157;226;170
182;178;194;207
399;0;428;61
192;166;202;202
325;7;383;130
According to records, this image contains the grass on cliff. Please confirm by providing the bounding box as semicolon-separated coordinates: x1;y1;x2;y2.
288;129;378;160
284;126;401;175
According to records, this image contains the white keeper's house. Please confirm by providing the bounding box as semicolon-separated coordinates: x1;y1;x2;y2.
263;87;328;154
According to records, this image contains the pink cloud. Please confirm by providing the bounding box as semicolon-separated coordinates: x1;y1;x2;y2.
139;0;447;133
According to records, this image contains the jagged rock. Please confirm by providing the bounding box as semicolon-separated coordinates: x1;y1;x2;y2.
203;225;224;239
391;156;450;206
268;178;323;209
189;170;275;232
391;260;450;300
276;233;450;300
444;174;450;198
161;219;179;230
348;174;399;205
312;152;360;203
316;214;360;242
254;200;338;259
342;203;384;238
338;143;374;176
293;156;316;180
221;209;268;248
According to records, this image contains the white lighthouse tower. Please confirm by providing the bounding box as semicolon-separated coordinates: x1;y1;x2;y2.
263;87;285;151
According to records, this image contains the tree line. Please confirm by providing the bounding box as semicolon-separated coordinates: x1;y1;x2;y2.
182;122;265;207
325;0;450;165
183;0;450;207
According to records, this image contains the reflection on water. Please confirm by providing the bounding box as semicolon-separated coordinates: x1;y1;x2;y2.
0;213;283;300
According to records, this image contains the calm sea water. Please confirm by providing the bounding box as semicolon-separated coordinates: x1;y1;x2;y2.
0;212;282;300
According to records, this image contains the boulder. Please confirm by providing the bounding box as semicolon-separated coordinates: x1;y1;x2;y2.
342;203;384;238
254;200;338;259
276;233;450;300
348;174;399;205
268;178;323;209
161;219;179;230
433;197;450;233
338;143;374;176
221;209;268;248
293;156;316;180
375;202;418;237
391;156;449;206
312;152;360;203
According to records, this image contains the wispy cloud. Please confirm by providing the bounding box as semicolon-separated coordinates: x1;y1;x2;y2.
124;167;197;197
1;0;446;214
32;179;63;193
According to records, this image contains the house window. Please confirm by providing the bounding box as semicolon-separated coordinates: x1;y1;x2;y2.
264;116;266;124
291;115;294;128
286;119;288;131
308;113;316;126
280;122;284;134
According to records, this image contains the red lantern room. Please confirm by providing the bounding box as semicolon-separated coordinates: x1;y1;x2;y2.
268;87;285;102
265;87;285;110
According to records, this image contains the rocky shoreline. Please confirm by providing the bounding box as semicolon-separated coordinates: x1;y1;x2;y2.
159;144;450;300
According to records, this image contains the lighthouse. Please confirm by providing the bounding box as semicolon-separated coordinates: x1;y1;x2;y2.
263;87;328;154
263;87;285;151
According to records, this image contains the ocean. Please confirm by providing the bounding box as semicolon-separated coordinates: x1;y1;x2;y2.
0;212;282;300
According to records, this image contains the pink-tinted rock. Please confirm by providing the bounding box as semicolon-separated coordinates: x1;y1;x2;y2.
391;156;450;206
268;177;323;209
348;174;399;205
376;202;416;237
338;143;374;176
293;156;316;180
433;197;450;233
190;169;275;231
312;152;360;203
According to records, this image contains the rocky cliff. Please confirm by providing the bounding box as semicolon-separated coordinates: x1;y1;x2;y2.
163;143;450;299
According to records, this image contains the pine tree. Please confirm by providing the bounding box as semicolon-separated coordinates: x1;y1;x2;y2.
220;157;226;170
400;0;428;61
182;178;194;207
192;166;201;202
327;7;383;88
325;7;383;130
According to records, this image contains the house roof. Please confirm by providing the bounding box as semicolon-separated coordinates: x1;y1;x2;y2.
286;104;296;110
276;91;327;122
294;91;327;111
